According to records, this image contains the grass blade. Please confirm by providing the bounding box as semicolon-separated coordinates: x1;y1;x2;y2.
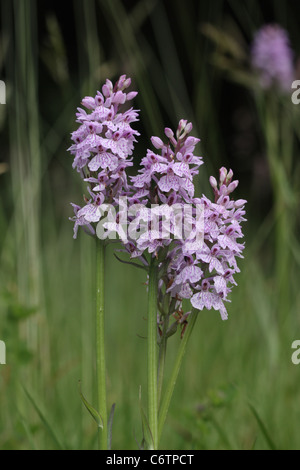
139;386;154;450
107;403;116;450
78;381;103;430
249;403;276;450
22;386;64;450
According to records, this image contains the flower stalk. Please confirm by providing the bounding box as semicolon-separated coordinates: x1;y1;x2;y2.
96;238;107;450
157;309;169;410
147;257;159;450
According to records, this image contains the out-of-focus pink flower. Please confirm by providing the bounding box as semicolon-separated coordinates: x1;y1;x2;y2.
251;24;294;92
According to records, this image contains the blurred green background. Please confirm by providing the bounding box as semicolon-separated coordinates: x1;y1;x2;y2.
0;0;300;450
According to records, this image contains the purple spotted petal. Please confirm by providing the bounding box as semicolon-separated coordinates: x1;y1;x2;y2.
88;152;119;172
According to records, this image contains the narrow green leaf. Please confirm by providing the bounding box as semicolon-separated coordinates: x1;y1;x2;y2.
249;403;276;450
114;253;148;271
18;413;37;450
139;386;154;450
166;321;178;339
209;415;233;450
107;403;116;450
78;381;103;429
22;385;64;450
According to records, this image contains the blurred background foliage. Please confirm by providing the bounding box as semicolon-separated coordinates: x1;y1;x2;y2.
0;0;300;450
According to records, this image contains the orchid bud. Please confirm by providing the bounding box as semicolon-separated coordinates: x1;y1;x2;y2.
219;167;227;185
227;180;239;193
209;176;218;190
81;96;96;109
126;91;138;101
151;136;164;149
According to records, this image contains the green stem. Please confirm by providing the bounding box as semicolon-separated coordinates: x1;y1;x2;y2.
96;239;107;450
158;309;198;444
157;313;169;409
147;258;159;450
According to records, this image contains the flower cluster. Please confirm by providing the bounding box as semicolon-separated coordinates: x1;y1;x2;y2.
131;120;202;201
164;168;246;322
251;24;294;92
69;75;247;324
122;122;246;323
123;120;203;257
68;75;140;238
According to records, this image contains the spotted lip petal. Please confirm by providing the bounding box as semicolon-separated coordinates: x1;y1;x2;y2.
88;152;119;172
191;290;228;320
